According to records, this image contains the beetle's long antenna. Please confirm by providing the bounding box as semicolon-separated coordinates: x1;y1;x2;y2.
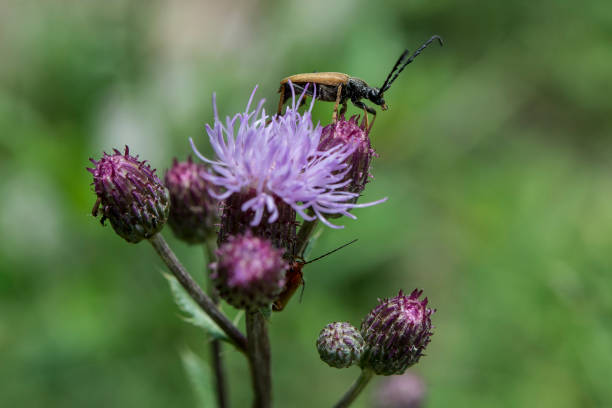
380;35;443;93
380;50;411;95
303;239;358;265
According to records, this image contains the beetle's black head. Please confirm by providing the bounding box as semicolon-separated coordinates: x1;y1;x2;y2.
368;88;388;111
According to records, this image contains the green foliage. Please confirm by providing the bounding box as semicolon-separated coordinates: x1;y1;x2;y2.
180;349;216;408
163;273;229;343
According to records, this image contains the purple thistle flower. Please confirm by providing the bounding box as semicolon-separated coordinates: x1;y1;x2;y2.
165;157;219;244
360;290;435;375
88;146;169;243
190;85;386;229
210;232;288;311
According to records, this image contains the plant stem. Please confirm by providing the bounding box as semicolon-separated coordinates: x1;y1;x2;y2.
333;369;374;408
148;233;247;353
204;235;229;408
246;311;271;408
295;218;318;257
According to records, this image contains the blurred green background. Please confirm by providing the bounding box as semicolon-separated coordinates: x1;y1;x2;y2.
1;0;611;407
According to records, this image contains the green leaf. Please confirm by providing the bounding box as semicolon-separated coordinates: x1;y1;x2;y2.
180;348;215;408
233;310;244;327
163;273;229;342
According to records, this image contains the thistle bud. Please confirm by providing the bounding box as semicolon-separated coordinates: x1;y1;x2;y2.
316;322;365;368
210;232;287;311
88;146;169;243
318;115;376;202
360;290;434;375
165;157;219;243
373;372;426;408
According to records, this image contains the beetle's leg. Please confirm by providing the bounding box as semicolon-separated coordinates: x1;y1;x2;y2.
339;102;347;119
91;197;101;217
368;110;377;132
362;106;369;129
332;84;343;123
351;100;377;132
298;93;307;108
277;84;286;116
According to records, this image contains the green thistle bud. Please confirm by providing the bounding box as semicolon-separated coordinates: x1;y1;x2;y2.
316;322;365;368
88;146;170;243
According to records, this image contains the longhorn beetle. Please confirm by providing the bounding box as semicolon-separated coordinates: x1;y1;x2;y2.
272;239;358;312
277;35;443;130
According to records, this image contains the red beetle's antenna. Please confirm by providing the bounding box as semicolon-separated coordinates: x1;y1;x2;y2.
303;239;358;265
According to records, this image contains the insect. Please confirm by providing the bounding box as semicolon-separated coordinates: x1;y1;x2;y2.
272;239;359;312
277;35;443;130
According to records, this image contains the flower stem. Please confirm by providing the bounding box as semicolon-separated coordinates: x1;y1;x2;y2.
204;235;229;408
246;311;272;408
295;218;318;257
333;369;374;408
210;340;227;407
148;233;248;353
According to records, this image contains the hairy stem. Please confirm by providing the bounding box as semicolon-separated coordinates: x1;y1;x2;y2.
204;234;229;408
210;341;227;407
333;369;374;408
204;235;229;408
246;311;271;408
295;218;318;257
148;233;247;353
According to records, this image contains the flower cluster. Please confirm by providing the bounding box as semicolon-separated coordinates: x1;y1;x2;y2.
87;80;439;407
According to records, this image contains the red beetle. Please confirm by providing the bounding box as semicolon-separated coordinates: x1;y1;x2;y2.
272;239;358;312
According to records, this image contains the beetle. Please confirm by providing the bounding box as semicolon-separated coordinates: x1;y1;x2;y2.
277;35;443;130
272;239;358;312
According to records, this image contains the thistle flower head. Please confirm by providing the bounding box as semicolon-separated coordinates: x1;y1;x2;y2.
316;321;365;369
210;232;287;311
318;115;376;199
88;146;169;243
373;372;426;408
360;290;434;375
165;157;219;243
191;85;385;229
